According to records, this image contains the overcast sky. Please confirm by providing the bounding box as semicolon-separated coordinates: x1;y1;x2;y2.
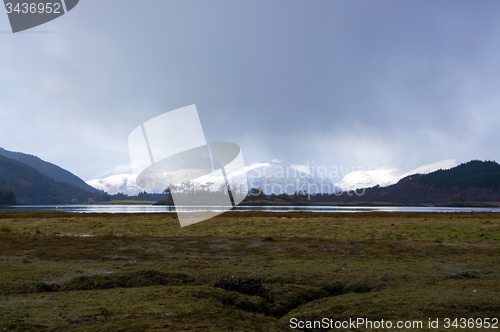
1;0;499;181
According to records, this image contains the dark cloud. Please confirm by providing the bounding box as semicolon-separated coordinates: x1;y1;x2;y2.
1;0;499;180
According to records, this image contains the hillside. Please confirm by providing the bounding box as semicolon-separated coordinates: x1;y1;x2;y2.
0;147;98;193
309;160;500;205
419;160;500;189
0;155;92;204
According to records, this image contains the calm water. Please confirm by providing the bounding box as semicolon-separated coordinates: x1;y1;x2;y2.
0;204;499;213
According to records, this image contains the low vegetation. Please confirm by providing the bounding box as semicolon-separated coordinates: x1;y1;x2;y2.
0;211;499;331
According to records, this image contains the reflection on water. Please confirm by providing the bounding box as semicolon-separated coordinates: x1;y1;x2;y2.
0;204;499;213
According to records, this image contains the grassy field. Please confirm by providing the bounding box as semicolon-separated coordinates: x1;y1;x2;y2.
0;211;499;331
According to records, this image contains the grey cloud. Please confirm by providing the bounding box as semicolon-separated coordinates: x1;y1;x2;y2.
1;0;499;180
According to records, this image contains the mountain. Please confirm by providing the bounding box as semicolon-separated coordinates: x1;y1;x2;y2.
0;155;93;204
419;160;500;189
230;159;338;194
88;173;145;196
87;159;339;196
88;159;500;205
402;159;458;178
0;147;98;193
330;160;500;204
335;168;400;191
335;159;458;190
87;165;148;195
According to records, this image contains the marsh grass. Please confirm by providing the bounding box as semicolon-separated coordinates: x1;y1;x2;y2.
0;211;499;331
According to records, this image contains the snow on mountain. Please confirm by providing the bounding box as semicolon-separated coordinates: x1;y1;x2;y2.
335;168;400;191
402;159;457;178
335;159;458;191
87;159;458;195
228;160;338;195
89;164;134;180
87;174;145;196
86;160;338;196
87;164;147;195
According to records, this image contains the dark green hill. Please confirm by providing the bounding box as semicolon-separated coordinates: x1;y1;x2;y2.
419;160;500;189
0;155;91;204
0;147;98;193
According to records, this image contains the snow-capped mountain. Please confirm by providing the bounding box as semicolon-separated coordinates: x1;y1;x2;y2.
335;159;458;191
334;168;400;191
86;159;339;195
228;159;339;195
87;165;145;195
401;159;457;178
87;159;458;195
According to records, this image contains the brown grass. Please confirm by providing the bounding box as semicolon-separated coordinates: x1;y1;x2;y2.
0;224;11;232
0;211;499;331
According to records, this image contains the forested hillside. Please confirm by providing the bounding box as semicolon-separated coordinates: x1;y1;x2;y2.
419;160;500;189
0;155;91;204
0;147;98;193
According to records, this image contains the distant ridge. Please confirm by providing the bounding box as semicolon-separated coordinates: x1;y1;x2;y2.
0;147;98;193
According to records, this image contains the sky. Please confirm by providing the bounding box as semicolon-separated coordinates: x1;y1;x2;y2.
1;0;500;182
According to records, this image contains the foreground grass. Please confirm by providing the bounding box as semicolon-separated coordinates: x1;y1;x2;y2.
0;211;499;331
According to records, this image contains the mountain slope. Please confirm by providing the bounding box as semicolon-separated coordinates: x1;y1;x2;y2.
335;159;457;191
419;160;500;189
330;160;500;204
0;155;91;204
0;147;98;193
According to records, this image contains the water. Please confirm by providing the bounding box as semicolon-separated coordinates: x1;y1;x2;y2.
0;204;499;213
